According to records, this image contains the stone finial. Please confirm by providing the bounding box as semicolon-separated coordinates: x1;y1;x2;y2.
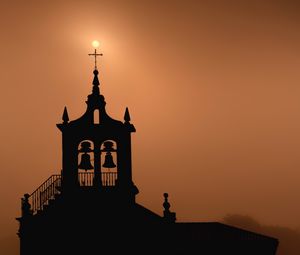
62;106;69;124
163;193;176;223
21;193;32;216
124;107;131;123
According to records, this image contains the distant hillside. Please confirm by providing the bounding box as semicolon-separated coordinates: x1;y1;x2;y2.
223;214;300;255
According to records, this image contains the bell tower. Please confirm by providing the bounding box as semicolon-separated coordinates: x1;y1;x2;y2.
17;45;176;255
56;48;138;203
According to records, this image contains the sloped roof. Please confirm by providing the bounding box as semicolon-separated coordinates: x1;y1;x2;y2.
174;222;278;242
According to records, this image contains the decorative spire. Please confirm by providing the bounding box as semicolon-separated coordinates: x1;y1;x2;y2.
88;43;103;95
124;107;131;123
92;69;100;95
62;106;69;124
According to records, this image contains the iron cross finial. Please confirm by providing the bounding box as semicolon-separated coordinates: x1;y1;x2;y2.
88;49;103;70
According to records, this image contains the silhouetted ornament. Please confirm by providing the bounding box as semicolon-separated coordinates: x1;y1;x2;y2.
163;193;170;211
102;152;116;168
62;106;69;124
102;141;115;152
79;141;93;153
124;107;131;123
78;153;93;170
93;69;100;86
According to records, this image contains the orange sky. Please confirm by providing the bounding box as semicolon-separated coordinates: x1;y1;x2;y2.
1;1;300;253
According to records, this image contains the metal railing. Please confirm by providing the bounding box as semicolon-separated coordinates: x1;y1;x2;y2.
78;172;94;186
29;172;118;214
79;172;118;186
29;174;61;215
101;172;118;186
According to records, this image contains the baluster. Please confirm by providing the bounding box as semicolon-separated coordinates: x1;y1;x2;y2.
42;184;45;207
38;190;40;211
35;192;37;213
35;193;36;213
45;183;47;205
32;193;35;213
32;194;34;213
35;191;37;212
42;183;45;207
46;180;48;203
44;181;47;204
36;191;38;211
49;178;51;199
33;193;35;213
41;188;43;209
49;177;52;198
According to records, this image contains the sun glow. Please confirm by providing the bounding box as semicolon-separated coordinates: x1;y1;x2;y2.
92;40;100;48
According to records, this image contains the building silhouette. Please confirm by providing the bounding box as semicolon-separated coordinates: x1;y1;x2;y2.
17;51;278;255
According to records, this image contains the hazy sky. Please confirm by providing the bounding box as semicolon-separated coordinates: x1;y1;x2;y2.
1;0;300;253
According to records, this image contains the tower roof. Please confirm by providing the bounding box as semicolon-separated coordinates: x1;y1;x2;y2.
57;50;135;133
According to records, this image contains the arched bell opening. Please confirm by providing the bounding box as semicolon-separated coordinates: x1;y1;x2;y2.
93;109;100;124
100;140;117;186
78;140;94;186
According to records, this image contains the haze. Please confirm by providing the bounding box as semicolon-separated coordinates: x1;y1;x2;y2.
0;1;300;254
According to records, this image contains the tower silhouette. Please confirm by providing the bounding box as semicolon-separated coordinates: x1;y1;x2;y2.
17;50;279;255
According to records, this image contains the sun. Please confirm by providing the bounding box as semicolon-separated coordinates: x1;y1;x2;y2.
92;40;100;48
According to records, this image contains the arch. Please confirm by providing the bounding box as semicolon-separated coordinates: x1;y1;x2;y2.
93;109;100;124
77;140;94;186
100;140;118;186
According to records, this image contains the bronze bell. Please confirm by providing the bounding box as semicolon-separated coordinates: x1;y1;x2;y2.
102;152;116;168
78;153;93;170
